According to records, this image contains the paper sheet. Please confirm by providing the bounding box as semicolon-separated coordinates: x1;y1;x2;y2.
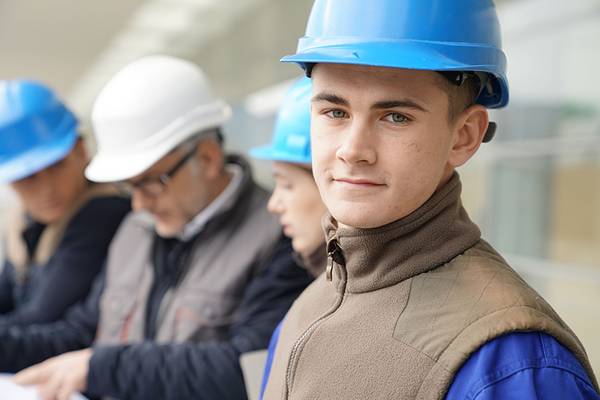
240;350;268;400
0;374;87;400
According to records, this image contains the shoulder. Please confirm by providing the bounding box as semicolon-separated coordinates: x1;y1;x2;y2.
405;239;562;333
70;195;131;225
446;332;599;399
397;240;560;357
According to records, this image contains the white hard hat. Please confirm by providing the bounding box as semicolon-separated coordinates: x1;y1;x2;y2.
85;55;231;182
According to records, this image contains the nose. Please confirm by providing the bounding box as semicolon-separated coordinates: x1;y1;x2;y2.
335;120;376;165
267;188;284;215
131;189;155;212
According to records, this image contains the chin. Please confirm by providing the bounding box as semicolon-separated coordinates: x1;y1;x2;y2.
155;221;183;238
291;237;306;254
33;209;65;225
328;202;389;229
334;214;383;229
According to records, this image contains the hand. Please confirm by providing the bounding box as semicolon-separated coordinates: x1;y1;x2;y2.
13;348;93;400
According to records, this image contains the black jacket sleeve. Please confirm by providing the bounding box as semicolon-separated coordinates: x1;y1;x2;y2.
87;235;313;400
0;261;15;313
0;197;130;327
0;271;103;373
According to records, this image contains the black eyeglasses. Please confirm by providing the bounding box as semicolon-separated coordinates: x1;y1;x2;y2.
118;146;197;197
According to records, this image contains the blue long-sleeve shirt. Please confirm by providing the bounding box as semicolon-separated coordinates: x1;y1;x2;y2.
446;331;599;399
260;328;599;399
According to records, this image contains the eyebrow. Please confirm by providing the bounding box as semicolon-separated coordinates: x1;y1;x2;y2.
313;92;428;113
312;92;349;106
371;100;428;113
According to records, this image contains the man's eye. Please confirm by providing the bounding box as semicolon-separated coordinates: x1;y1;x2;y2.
325;109;348;119
384;113;409;124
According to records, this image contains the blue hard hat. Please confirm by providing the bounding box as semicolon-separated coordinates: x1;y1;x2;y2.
250;77;312;164
282;0;509;109
0;80;79;183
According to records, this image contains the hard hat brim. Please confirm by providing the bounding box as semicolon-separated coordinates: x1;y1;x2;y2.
86;101;232;183
281;40;509;108
85;144;173;183
0;129;77;183
250;144;312;165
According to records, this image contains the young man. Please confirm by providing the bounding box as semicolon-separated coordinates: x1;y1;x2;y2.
0;56;312;400
0;80;130;327
262;0;600;399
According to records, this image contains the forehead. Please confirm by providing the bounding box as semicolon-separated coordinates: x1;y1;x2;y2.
311;64;446;106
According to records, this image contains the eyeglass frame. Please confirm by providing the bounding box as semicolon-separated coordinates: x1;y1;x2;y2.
117;144;198;197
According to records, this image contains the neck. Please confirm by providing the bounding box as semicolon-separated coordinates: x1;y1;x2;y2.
324;172;481;293
297;241;327;278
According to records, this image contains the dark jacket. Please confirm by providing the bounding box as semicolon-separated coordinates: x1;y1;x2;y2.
0;157;312;400
0;188;130;327
0;234;308;400
88;235;308;399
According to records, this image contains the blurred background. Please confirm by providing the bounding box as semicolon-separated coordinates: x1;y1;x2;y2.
0;0;598;373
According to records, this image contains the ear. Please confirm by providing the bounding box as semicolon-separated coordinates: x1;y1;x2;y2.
448;105;489;168
196;139;224;179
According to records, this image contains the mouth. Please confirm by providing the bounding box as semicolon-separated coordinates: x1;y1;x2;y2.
333;177;386;187
41;198;63;210
281;223;293;236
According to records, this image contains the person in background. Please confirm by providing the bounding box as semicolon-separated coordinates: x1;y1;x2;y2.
262;0;600;399
0;55;312;400
0;80;130;327
251;77;327;278
251;77;327;399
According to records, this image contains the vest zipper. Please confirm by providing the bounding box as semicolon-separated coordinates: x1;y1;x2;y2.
326;239;343;281
283;238;346;399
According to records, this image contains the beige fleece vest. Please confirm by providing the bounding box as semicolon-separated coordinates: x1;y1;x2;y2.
95;175;282;344
264;173;598;400
4;183;122;282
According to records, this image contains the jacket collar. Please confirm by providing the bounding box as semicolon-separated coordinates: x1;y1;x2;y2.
323;173;481;293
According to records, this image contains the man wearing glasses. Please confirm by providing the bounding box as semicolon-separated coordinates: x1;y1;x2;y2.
0;56;312;400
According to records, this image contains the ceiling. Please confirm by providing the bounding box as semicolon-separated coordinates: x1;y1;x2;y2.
0;0;146;96
0;0;512;117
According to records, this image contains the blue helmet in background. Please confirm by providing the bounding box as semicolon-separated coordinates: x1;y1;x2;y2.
0;80;79;183
281;0;509;110
250;77;312;164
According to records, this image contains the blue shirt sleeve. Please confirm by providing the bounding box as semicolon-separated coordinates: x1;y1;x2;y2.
446;332;599;400
260;320;283;400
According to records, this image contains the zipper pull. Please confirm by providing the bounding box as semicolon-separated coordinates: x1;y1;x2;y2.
326;239;344;281
326;257;333;281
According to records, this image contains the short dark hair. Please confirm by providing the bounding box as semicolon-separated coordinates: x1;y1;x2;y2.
436;72;482;121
